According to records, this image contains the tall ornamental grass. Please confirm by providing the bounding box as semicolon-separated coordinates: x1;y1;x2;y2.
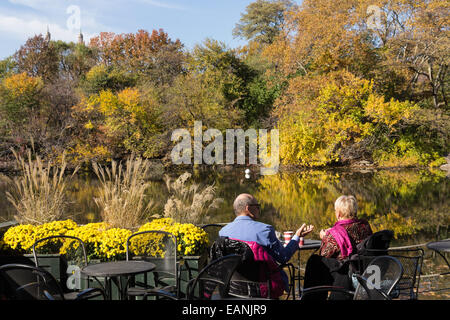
92;155;155;230
6;150;78;225
163;172;223;225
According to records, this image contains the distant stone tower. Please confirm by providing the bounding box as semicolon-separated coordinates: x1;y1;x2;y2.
45;26;51;42
78;30;84;45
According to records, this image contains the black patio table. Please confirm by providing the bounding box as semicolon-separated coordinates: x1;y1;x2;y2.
426;239;450;273
81;260;156;300
292;239;321;298
298;239;322;251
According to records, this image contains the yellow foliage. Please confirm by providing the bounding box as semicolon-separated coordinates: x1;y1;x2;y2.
2;224;36;252
2;220;77;253
97;228;133;260
277;71;421;166
138;218;209;256
371;212;419;239
2;72;43;98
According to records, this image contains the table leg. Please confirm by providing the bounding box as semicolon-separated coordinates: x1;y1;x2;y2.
434;250;450;270
297;250;302;298
110;276;125;300
104;278;112;300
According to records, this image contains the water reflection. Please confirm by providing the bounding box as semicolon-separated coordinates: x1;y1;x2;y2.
1;168;449;240
255;169;450;240
1;167;449;298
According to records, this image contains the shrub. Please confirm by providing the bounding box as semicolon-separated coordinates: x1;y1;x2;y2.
2;224;36;253
1;219;208;260
60;222;108;260
2;219;77;253
277;72;423;167
138;218;209;256
97;228;132;261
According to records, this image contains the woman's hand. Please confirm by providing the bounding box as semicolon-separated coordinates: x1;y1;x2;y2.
295;224;314;237
319;229;329;239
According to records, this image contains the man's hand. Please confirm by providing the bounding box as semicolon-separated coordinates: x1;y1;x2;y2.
295;224;314;237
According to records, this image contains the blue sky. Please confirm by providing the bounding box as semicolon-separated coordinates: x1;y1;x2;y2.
0;0;258;59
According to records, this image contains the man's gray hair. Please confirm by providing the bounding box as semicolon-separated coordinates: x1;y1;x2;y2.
335;195;358;219
233;194;255;215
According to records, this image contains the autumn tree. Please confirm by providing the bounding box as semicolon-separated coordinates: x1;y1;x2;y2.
53;41;98;83
0;73;49;154
80;64;138;96
14;35;59;83
188;39;279;125
71;86;165;162
264;0;449;105
0;73;44;125
263;0;449;166
0;57;16;80
165;72;242;131
89;29;184;86
374;0;450;108
233;0;295;45
277;71;422;166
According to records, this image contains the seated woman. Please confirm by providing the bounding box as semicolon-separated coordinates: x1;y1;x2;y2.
302;195;373;300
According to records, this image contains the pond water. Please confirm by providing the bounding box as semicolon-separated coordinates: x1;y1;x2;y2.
0;166;449;299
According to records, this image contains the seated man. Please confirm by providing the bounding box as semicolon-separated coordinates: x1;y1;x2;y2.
219;193;314;297
303;195;373;300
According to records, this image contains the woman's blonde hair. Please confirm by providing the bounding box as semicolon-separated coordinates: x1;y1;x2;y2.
334;195;358;219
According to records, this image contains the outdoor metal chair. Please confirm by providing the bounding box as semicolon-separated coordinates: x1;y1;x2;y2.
0;263;105;300
143;254;242;300
32;235;103;300
125;230;180;300
209;237;296;300
387;248;424;299
359;248;424;300
351;247;424;300
300;255;404;300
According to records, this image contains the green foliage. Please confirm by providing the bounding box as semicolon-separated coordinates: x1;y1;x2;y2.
80;65;138;96
0;57;16;79
233;0;295;44
53;40;98;82
166;71;242;130
188;39;278;125
242;75;281;126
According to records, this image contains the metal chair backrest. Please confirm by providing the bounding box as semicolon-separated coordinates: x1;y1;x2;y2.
32;235;88;266
32;235;89;292
187;254;242;300
209;237;273;299
0;263;65;300
387;248;424;300
353;256;403;300
126;230;178;289
126;230;177;272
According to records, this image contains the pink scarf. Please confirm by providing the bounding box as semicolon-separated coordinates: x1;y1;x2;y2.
327;218;358;258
